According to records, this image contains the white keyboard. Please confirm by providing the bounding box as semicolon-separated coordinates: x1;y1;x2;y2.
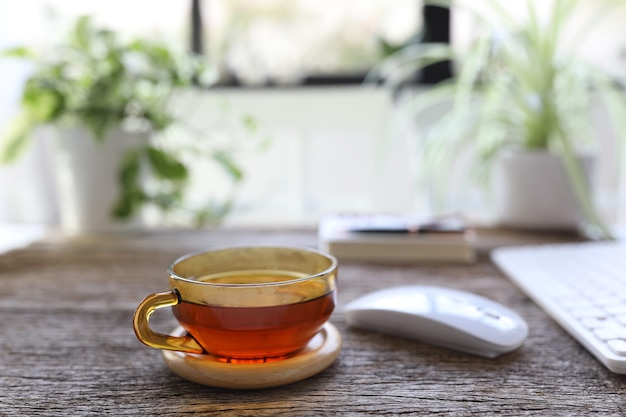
491;242;626;374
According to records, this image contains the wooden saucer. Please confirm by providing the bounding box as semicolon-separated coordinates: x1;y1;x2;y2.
161;322;342;390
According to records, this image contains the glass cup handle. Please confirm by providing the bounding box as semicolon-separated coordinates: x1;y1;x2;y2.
132;290;204;354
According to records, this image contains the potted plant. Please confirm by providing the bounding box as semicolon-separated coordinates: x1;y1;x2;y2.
375;0;626;239
0;15;247;232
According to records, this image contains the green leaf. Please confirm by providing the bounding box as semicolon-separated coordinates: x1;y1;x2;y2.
143;110;173;132
70;15;93;49
21;81;64;123
79;106;121;142
0;113;34;163
213;151;243;181
146;146;188;181
111;192;140;219
378;38;406;59
242;114;258;133
147;189;184;211
112;150;143;218
2;47;35;59
118;149;141;187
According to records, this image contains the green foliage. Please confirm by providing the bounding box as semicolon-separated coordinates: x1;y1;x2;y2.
0;113;34;163
212;150;243;182
146;147;189;181
0;15;249;227
374;0;626;239
1;15;214;158
111;149;143;219
111;144;191;221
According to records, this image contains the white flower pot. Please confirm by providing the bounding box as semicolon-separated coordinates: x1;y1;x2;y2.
49;127;149;234
492;150;593;231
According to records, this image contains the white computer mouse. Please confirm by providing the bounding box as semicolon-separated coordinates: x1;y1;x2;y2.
344;285;528;358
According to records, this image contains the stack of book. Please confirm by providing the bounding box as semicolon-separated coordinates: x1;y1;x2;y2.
317;213;476;264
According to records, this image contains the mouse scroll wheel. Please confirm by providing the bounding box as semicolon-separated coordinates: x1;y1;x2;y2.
480;307;501;320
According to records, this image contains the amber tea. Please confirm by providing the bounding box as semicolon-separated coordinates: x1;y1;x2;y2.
174;270;336;361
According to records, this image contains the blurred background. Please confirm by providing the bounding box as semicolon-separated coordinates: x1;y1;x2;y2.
1;0;626;232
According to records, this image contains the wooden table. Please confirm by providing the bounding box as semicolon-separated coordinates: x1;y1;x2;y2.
1;228;625;416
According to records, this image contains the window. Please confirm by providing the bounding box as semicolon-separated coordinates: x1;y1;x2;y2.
197;0;423;86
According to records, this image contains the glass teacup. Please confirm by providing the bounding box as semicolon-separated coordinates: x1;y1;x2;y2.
133;246;337;363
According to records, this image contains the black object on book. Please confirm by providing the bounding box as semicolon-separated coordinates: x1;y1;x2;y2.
348;216;465;234
317;213;476;264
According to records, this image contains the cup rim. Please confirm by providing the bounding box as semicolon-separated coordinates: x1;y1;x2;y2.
167;245;338;288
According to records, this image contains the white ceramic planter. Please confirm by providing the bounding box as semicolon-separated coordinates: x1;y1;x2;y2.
492;150;593;231
50;127;149;234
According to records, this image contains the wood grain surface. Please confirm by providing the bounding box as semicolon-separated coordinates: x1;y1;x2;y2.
1;228;624;416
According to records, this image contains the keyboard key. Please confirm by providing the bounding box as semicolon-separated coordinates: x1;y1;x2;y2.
558;298;594;309
543;281;577;297
604;322;626;339
605;305;626;316
607;340;626;356
594;328;618;341
570;307;606;319
580;318;608;329
590;296;622;306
